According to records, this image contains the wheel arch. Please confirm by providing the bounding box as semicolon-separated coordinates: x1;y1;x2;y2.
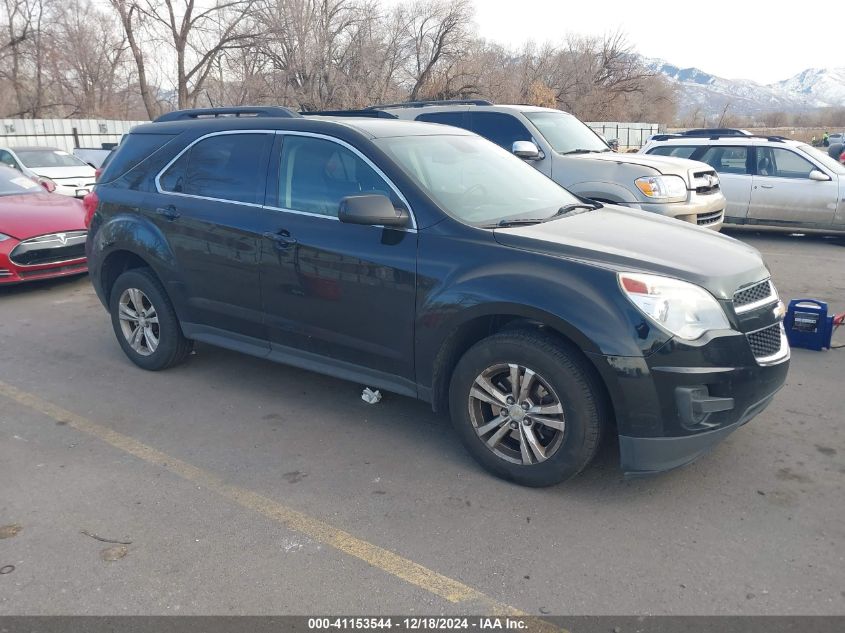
90;213;180;308
428;308;616;429
99;250;157;305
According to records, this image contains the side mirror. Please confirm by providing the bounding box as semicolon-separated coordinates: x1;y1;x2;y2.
338;194;410;227
809;169;830;182
512;140;541;161
607;138;620;151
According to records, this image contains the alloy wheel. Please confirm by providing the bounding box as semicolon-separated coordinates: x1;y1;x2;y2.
117;288;159;356
468;363;566;465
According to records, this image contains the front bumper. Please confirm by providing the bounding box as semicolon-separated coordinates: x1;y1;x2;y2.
618;365;785;475
0;236;88;284
52;182;95;198
589;329;790;476
639;191;726;230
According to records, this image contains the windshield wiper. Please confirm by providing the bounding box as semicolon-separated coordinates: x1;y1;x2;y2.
491;217;547;228
562;148;600;155
487;202;602;228
552;201;602;218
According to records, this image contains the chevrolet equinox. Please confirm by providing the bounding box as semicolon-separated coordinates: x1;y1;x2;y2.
85;107;790;487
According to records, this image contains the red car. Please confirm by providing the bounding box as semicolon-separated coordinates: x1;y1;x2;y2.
0;165;87;284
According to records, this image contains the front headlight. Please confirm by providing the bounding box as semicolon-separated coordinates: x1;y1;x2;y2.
634;175;687;200
619;272;730;340
0;233;11;242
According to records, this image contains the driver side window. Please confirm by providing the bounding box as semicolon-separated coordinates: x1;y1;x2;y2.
277;135;396;217
756;147;816;179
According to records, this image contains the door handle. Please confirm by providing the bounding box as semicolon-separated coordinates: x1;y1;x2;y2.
155;205;181;220
263;230;298;249
760;184;774;189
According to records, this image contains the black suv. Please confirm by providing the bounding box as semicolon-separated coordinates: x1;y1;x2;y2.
86;107;790;486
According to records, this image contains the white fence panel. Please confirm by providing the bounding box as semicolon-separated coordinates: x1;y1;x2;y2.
0;118;149;152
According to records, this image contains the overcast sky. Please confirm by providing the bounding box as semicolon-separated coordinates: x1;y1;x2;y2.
454;0;844;85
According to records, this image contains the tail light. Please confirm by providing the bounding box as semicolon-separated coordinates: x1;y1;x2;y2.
83;190;99;228
94;168;102;181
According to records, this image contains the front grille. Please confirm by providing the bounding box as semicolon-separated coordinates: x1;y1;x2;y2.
747;323;783;359
697;210;723;226
9;231;87;267
55;179;95;188
692;170;720;195
733;279;776;312
18;262;87;278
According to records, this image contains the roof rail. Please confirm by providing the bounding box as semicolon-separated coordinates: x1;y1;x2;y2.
300;109;399;119
365;99;493;110
651;133;787;143
154;106;300;122
678;128;752;137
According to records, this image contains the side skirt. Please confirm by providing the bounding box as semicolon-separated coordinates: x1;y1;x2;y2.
181;322;420;399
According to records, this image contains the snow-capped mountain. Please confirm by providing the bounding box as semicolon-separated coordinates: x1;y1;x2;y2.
772;67;845;108
644;58;845;117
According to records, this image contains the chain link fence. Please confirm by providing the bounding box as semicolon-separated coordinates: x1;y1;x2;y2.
585;122;661;151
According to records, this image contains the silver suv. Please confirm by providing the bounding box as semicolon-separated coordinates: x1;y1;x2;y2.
315;101;727;230
641;133;845;231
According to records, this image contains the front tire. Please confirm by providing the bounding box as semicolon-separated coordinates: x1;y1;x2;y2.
449;329;604;487
109;268;192;371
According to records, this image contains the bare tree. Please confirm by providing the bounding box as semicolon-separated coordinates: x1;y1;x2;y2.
402;0;472;100
110;0;160;118
136;0;260;109
0;0;37;114
1;0;682;123
49;0;131;117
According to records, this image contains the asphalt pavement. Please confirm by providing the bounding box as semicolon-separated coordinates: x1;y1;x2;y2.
0;229;843;616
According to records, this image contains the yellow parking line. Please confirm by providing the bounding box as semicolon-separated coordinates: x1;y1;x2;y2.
0;379;540;619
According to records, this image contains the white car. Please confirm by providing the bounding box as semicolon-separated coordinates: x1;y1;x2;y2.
0;146;96;198
640;133;845;231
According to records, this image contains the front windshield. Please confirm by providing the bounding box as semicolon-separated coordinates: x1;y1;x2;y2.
799;144;845;175
374;134;582;226
0;165;41;196
523;111;610;154
15;149;88;168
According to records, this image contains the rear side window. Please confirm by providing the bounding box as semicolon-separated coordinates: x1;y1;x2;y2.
100;133;177;181
470;113;532;150
159;133;272;204
648;145;697;158
697;146;750;174
415;112;469;130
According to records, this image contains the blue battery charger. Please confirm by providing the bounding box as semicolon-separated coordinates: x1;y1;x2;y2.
784;299;834;351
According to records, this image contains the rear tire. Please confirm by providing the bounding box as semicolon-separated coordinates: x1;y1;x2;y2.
449;329;603;487
109;268;192;371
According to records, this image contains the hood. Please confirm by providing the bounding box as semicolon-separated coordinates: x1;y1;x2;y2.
566;151;710;178
29;165;96;180
0;192;86;240
493;205;768;300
